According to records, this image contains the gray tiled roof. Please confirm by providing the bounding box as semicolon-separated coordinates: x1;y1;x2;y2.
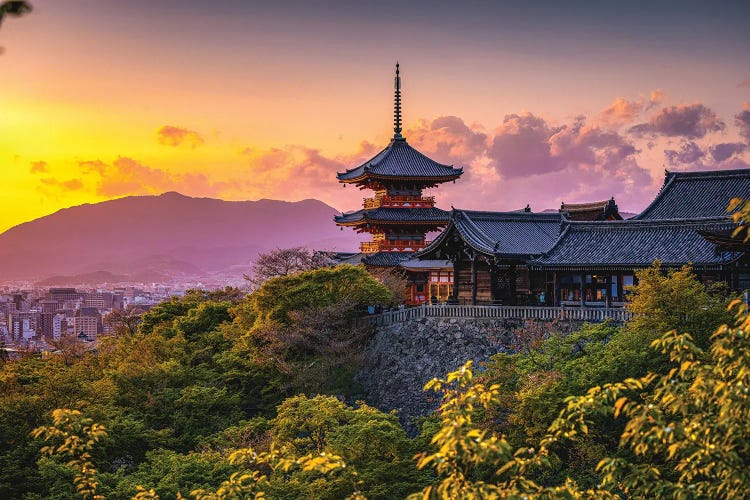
362;252;414;267
635;169;750;220
334;207;451;225
421;210;565;257
337;138;463;181
330;252;365;265
399;259;453;270
532;217;741;270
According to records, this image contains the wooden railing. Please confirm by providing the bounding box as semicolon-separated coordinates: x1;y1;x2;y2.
363;195;436;209
360;240;432;254
354;304;633;327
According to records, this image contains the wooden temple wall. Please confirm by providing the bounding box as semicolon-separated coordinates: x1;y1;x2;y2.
515;266;530;294
456;267;473;302
476;261;493;301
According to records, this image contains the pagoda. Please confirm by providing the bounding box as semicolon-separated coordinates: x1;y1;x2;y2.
335;64;463;297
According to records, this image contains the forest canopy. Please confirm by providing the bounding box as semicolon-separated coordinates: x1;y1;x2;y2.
1;257;747;499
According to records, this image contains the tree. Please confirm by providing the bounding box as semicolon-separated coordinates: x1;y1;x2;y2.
244;247;331;289
729;197;750;241
411;302;750;499
626;262;729;345
105;306;145;337
247;265;390;328
48;335;90;367
32;409;108;500
0;1;31;27
0;0;32;53
366;267;408;307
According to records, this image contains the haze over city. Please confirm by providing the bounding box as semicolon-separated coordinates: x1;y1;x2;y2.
2;0;749;234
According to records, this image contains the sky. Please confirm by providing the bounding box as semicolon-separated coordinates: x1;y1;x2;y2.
1;0;749;232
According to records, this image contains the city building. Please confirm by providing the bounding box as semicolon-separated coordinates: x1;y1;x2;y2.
73;307;101;341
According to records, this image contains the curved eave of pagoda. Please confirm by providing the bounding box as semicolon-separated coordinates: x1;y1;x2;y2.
334;218;451;228
336;172;463;187
335;138;464;184
334;207;451;226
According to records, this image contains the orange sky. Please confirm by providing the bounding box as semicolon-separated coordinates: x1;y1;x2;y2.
1;1;749;232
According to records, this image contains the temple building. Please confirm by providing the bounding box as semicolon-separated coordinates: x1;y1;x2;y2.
332;68;750;307
413;168;750;306
530;217;745;307
415;210;564;305
633;168;750;219
334;64;463;304
559;198;623;221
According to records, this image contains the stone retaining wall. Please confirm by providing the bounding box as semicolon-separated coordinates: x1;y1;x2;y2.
356;316;582;432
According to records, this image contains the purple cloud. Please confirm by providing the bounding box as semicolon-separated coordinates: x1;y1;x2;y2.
629;103;725;139
487;113;562;178
664;141;705;166
709;142;747;162
736;103;750;142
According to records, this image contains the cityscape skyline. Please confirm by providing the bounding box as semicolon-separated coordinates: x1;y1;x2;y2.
1;0;750;233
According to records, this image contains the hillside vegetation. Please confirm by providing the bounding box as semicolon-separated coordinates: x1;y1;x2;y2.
1;256;748;499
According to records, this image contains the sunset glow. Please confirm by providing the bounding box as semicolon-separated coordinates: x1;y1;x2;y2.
1;0;749;232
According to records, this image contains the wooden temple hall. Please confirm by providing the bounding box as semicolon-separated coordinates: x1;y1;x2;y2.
334;65;750;306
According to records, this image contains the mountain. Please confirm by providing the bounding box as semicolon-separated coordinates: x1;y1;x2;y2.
0;192;363;282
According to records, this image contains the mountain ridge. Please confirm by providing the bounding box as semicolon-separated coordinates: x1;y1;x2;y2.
0;192;363;282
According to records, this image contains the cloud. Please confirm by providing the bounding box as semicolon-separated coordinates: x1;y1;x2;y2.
599;97;643;126
156;125;204;148
664;141;705;166
709;142;747;162
736;102;750;142
487;113;562;178
629;103;725;139
738;79;750;89
647;90;666;109
486;113;641;182
29;160;48;174
36;177;84;198
40;178;84;190
405;115;487;165
47;94;746;217
79;157;217;197
597;90;665;127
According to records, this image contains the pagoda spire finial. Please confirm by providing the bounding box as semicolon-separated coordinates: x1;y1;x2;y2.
393;62;403;139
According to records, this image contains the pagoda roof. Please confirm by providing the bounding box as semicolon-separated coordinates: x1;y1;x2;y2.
420;209;565;258
334;207;451;226
531;217;742;271
635;168;750;220
329;252;365;265
336;138;463;183
362;252;414;267
399;258;453;271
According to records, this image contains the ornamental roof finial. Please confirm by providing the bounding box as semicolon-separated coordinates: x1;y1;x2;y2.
393;62;403;139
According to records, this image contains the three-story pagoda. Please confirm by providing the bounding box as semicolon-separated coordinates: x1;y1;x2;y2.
335;64;463;283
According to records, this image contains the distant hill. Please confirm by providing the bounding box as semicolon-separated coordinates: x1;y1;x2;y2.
0;192;363;282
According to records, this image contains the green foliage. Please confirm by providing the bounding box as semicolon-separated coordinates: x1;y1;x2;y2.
729;197;750;241
626;262;730;346
5;240;749;500
552;299;750;498
100;449;235;500
32;409;108;500
412;302;750;499
248;265;390;327
232;265;389;396
266;395;427;500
